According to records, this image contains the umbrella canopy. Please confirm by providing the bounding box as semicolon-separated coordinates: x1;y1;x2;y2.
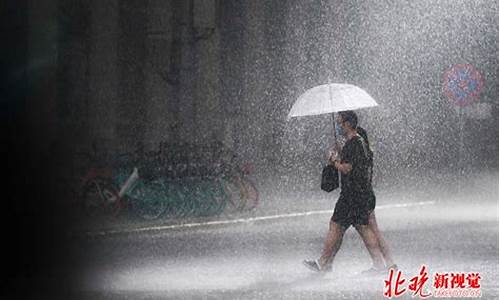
287;83;378;119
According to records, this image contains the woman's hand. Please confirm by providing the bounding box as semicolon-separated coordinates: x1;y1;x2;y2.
328;150;339;164
334;141;343;152
335;161;352;174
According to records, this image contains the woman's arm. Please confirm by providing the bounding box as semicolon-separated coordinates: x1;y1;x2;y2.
333;160;352;174
328;149;352;174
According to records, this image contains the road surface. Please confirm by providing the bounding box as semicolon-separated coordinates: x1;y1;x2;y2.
65;173;498;299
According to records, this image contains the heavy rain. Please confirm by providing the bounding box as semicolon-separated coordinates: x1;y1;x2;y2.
3;0;498;299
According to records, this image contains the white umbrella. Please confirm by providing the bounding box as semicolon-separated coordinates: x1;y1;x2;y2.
287;83;378;119
288;83;379;144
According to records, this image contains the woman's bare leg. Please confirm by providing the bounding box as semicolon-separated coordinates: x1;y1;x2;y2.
369;211;395;267
318;221;346;269
354;224;385;269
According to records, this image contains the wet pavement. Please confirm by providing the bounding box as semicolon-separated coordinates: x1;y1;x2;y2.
64;172;498;299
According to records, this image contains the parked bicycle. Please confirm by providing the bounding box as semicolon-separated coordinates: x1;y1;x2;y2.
76;141;259;220
220;162;259;215
77;147;168;220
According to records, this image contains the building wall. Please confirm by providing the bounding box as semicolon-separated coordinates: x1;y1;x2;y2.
51;0;498;181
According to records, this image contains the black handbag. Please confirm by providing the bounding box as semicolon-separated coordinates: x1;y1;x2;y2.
321;164;339;192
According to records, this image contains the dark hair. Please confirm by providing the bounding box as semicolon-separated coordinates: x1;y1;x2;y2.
356;126;370;148
356;126;374;173
339;110;358;129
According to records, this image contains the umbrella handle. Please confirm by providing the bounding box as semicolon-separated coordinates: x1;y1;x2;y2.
331;112;337;142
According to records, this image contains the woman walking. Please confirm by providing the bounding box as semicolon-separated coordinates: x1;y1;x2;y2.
356;126;397;271
303;111;396;273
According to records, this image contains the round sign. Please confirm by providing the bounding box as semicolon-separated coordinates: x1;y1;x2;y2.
442;64;484;106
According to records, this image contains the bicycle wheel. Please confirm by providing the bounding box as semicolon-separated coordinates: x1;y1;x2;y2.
193;179;225;217
191;181;211;217
206;179;227;216
81;177;121;217
163;180;188;218
129;181;168;220
223;178;245;214
175;181;197;217
241;178;259;210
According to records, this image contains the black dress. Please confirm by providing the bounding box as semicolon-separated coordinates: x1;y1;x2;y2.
331;135;374;227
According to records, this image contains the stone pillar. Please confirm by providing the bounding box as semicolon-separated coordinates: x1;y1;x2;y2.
240;0;264;163
56;0;91;150
218;1;246;151
26;0;59;155
116;0;147;151
192;0;219;144
143;0;174;149
88;0;119;154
